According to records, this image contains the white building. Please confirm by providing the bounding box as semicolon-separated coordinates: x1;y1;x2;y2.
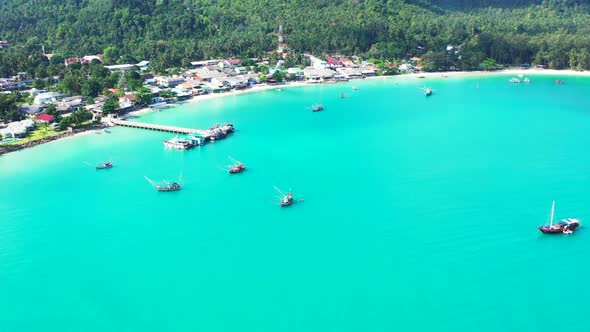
34;92;59;105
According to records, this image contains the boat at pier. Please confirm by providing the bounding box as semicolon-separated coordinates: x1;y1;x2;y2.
163;136;193;150
312;104;324;112
208;123;235;141
96;160;113;169
145;175;182;192
538;201;580;234
188;135;206;146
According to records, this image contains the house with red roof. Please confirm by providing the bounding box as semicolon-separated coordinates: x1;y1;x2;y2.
219;59;241;68
339;56;357;68
35;114;55;123
326;56;343;67
65;57;82;66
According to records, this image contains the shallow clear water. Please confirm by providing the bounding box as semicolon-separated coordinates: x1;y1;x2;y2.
2;74;590;331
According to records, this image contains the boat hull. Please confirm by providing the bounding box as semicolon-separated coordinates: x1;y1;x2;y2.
538;222;580;234
229;167;246;174
280;199;294;207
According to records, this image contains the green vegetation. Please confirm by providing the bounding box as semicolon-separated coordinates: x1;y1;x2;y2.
8;127;60;145
0;0;589;77
0;93;21;122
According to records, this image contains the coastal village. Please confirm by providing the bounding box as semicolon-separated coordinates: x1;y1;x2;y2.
1;52;411;143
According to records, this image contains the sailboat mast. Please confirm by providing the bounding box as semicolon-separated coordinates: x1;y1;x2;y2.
550;201;555;226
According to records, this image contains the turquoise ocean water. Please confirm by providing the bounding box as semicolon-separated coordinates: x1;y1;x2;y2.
2;74;590;331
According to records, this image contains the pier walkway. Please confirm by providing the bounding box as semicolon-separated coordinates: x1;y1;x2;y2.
110;119;210;136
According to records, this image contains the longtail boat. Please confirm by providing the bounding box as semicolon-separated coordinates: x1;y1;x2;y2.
145;174;183;192
228;157;246;174
96;160;113;169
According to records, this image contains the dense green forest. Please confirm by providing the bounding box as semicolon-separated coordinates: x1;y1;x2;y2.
2;0;590;77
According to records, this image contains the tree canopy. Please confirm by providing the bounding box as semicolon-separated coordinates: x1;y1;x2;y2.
1;0;590;77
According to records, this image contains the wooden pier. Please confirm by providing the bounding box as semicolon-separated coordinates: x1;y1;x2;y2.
110;119;210;136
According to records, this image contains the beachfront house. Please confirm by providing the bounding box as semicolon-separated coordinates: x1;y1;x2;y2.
336;67;363;78
156;76;185;88
326;56;344;68
305;54;328;69
192;67;226;82
35;114;55;124
178;80;208;95
286;68;304;80
302;67;336;82
339;57;357;68
171;87;192;100
398;63;415;73
19;104;45;116
223;77;248;90
2;121;29;137
218;59;241;69
56;96;86;113
34;92;61;105
119;94;136;109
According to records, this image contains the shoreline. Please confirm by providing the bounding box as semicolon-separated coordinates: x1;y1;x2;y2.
0;124;104;156
127;67;587;118
3;68;588;156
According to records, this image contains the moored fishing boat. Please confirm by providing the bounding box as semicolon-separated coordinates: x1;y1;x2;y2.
229;162;246;174
226;156;246;174
145;175;182;192
312;104;324;112
163;136;193;150
274;186;301;207
538;201;581;234
208;123;235;141
96;161;113;169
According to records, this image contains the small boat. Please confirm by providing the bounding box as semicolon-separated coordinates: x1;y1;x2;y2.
509;78;521;83
340;93;346;98
155;182;181;192
274;186;299;207
312;104;324;112
163;136;193;150
523;78;530;83
96;161;113;169
229;162;246;174
280;192;294;207
227;157;246;174
556;79;565;85
145;175;182;192
538;201;581;234
352;86;358;90
102;128;111;134
419;85;432;96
